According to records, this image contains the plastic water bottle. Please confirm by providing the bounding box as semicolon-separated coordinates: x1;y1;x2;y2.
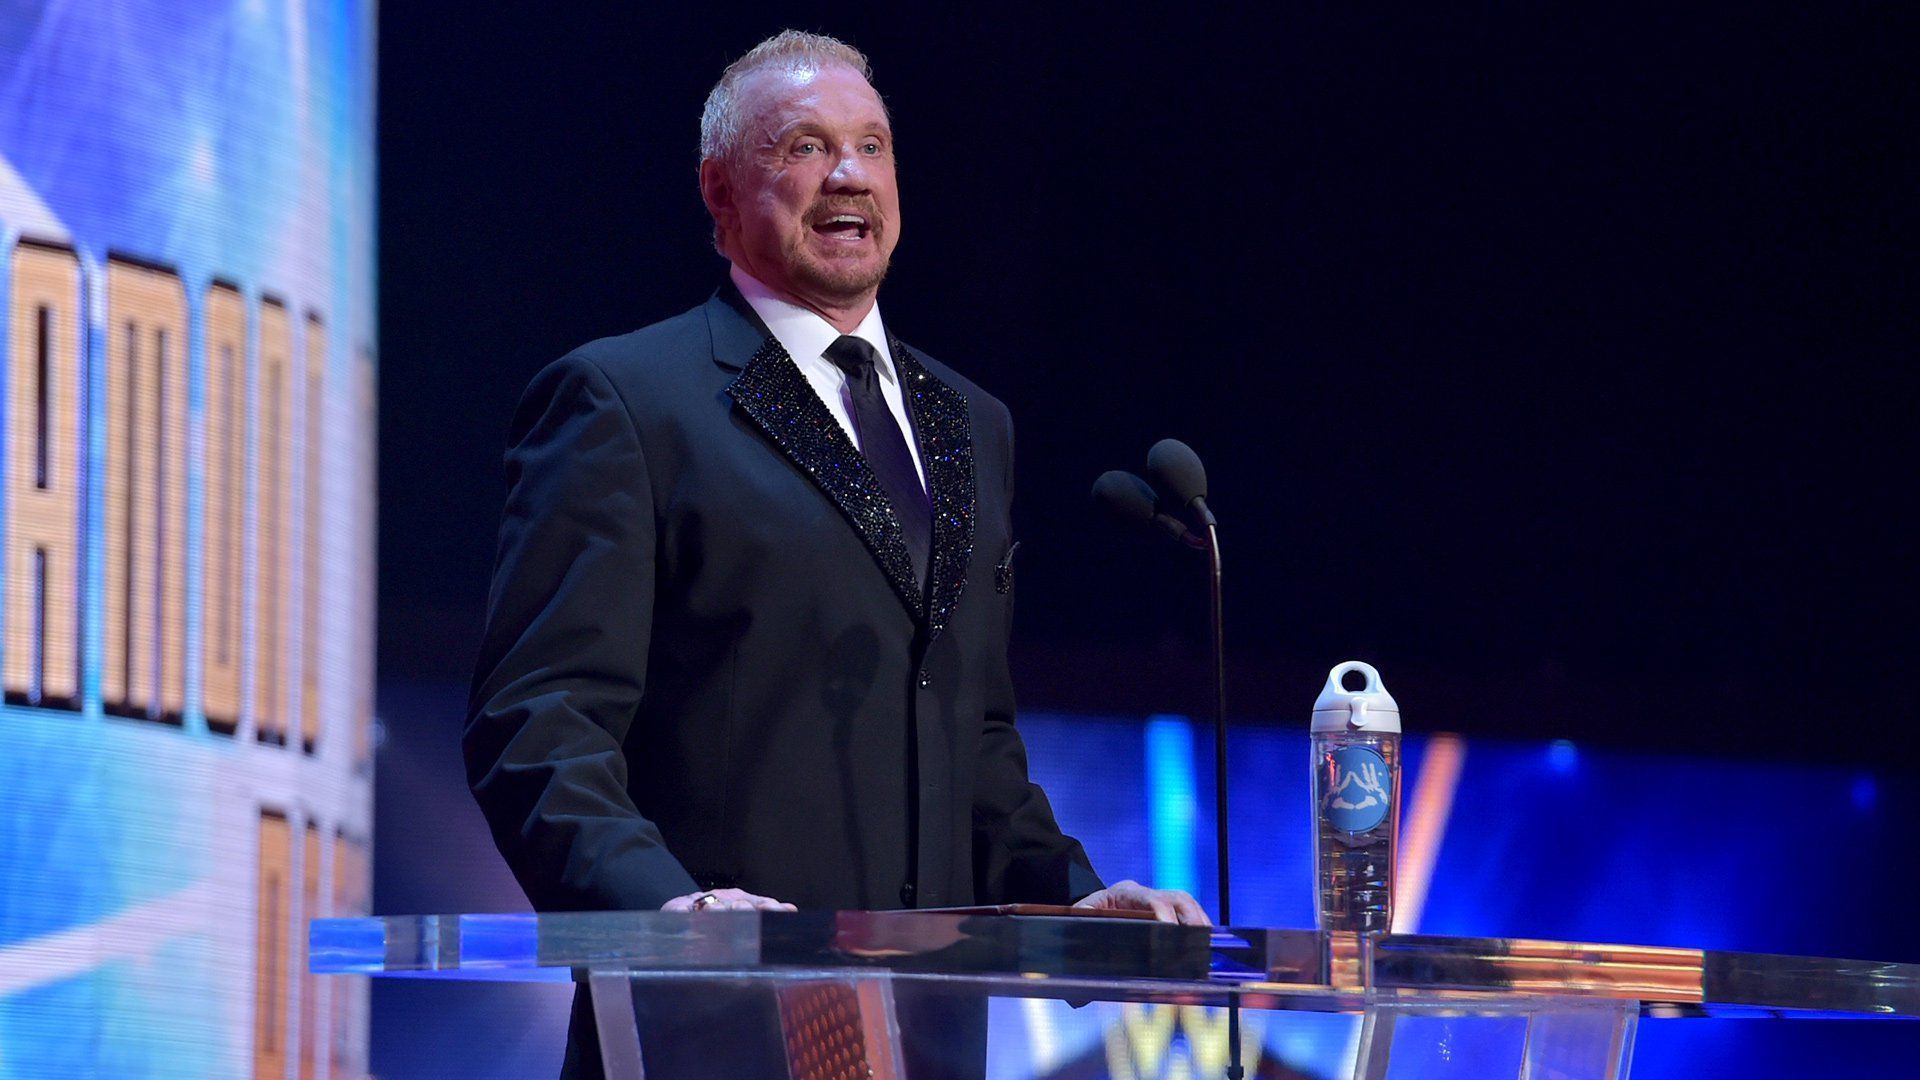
1311;661;1401;932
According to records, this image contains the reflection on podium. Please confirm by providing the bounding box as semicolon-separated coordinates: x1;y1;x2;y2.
313;910;1920;1079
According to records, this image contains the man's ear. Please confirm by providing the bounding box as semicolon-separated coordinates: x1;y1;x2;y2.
699;157;737;232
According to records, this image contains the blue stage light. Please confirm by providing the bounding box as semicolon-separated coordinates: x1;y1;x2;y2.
1144;714;1198;897
1547;739;1580;774
1852;774;1878;812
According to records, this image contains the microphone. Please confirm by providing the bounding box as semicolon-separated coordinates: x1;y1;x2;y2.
1145;438;1217;527
1093;446;1233;915
1092;470;1207;550
1097;439;1242;1079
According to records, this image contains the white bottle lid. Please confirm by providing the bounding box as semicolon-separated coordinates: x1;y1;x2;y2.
1312;660;1401;734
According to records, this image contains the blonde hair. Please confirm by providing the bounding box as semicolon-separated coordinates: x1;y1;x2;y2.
699;30;878;164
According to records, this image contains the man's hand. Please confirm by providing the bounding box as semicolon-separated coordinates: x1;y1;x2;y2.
1072;880;1211;925
662;888;797;912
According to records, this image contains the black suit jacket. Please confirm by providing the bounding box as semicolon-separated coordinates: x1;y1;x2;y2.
464;287;1102;914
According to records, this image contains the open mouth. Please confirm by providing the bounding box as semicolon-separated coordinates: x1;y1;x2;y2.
811;213;871;242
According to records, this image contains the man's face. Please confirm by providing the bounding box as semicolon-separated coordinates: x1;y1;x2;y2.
707;63;900;310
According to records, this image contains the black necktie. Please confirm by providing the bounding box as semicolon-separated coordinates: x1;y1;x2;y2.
825;335;931;591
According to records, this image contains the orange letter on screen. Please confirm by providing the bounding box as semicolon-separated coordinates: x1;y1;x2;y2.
203;282;247;732
103;256;188;721
255;810;292;1079
4;240;81;706
300;313;325;753
300;821;322;1079
254;298;292;743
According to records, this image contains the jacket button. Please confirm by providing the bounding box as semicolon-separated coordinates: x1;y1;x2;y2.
917;671;931;689
899;883;917;907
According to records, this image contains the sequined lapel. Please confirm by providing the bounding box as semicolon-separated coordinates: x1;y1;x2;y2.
727;338;926;619
893;343;975;640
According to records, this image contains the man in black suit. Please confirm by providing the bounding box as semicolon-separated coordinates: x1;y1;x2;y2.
464;29;1206;1076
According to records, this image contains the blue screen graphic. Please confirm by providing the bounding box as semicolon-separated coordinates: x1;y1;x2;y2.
0;2;377;1075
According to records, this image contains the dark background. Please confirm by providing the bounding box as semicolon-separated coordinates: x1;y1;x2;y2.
377;6;1915;763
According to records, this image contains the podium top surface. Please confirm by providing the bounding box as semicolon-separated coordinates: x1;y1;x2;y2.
309;910;1920;1020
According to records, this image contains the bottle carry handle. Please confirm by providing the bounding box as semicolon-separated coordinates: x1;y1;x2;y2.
1323;660;1386;730
1325;660;1383;695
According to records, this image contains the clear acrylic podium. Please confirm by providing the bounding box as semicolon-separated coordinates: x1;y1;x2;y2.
310;910;1920;1078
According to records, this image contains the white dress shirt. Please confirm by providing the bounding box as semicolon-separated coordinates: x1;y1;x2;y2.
731;265;928;491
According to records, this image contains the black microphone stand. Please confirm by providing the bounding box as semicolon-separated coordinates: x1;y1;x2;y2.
1109;443;1241;1077
1205;520;1243;1080
1209;519;1229;927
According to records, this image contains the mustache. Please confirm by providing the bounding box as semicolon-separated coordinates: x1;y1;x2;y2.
807;199;882;225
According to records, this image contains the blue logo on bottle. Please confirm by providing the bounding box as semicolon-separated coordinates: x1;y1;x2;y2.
1325;747;1391;833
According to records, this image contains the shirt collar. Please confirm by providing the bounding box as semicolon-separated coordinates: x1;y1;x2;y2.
730;264;896;384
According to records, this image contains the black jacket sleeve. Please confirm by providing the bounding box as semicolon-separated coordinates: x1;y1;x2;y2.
463;353;699;911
